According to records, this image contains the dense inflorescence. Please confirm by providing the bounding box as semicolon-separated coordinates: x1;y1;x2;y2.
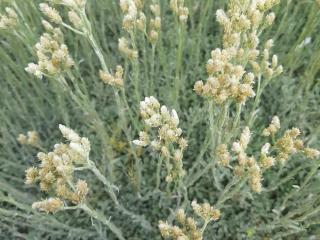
0;0;319;239
217;117;319;193
133;96;188;184
159;201;220;240
194;0;283;104
25;25;74;78
0;7;18;30
25;125;90;212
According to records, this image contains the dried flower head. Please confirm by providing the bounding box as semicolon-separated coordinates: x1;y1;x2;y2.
25;29;74;78
25;125;91;211
39;3;62;24
275;128;302;164
232;127;251;166
99;65;124;88
248;163;262;193
119;0;146;31
262;116;280;136
17;131;40;147
260;143;275;169
170;0;189;24
195;0;282;104
216;144;231;167
191;201;221;222
148;4;161;44
118;37;138;60
221;118;319;194
159;201;220;239
68;10;83;29
32;198;64;213
133;96;187;183
303;147;320;159
0;7;18;30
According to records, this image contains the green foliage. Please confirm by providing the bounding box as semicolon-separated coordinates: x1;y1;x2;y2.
0;0;319;239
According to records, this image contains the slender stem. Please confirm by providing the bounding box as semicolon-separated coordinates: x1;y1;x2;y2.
208;101;215;145
216;103;229;146
173;24;185;106
156;156;163;190
248;75;262;127
149;44;156;94
57;75;116;181
200;220;211;235
80;204;125;240
215;176;247;209
129;30;141;103
78;9;142;189
87;32;109;73
186;102;229;188
233;103;242;131
62;22;85;35
87;160;119;206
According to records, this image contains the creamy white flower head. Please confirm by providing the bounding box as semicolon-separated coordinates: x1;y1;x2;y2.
171;110;179;126
191;200;201;213
232;142;242;153
261;143;271;155
80;137;91;153
240;127;251;149
70;142;86;157
32;198;64;213
145;114;161;127
52;155;63;167
39;3;62;24
271;116;280;129
25;63;43;79
216;9;229;25
59;124;81;142
149;96;160;108
134;96;187;182
5;7;17;19
127;0;138;18
133;131;149;147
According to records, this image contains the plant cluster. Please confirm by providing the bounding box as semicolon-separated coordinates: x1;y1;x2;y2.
0;0;320;239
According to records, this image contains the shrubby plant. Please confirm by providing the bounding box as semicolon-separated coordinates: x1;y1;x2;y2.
0;0;320;239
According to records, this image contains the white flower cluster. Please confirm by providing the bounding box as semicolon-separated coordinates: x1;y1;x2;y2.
232;127;263;193
32;197;64;213
148;4;161;44
133;96;188;182
159;202;220;240
99;65;124;88
59;124;91;159
25;125;90;207
170;0;189;23
40;1;87;30
194;0;283;104
262;115;280;136
118;37;138;60
25;25;74;78
232;127;251;166
119;0;145;31
17;131;40;147
260;142;275;169
0;7;18;30
40;3;62;24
